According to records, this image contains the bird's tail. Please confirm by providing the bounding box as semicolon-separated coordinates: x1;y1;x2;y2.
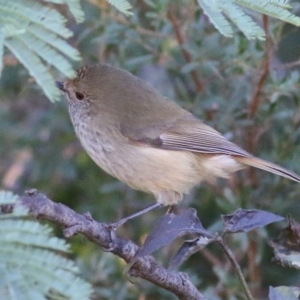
235;156;300;183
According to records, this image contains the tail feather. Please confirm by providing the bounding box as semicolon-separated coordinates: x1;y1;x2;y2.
235;156;300;183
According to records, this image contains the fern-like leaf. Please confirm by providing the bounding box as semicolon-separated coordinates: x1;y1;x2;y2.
198;0;233;37
0;0;72;38
5;37;61;101
28;24;80;60
220;0;265;40
0;0;81;101
236;0;300;26
0;191;92;300
198;0;300;40
107;0;133;16
44;0;85;23
0;191;19;204
18;32;75;77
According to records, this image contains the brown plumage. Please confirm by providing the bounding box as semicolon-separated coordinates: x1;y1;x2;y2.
57;64;300;206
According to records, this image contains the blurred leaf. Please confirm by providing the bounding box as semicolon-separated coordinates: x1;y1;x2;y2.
219;0;265;40
269;216;300;269
134;208;212;260
65;0;85;23
222;208;284;233
107;0;133;16
237;0;300;26
5;38;61;102
274;216;300;248
44;0;85;23
0;191;92;300
269;240;300;269
0;0;81;101
169;236;214;270
197;0;300;40
198;0;233;38
269;286;300;300
0;190;19;205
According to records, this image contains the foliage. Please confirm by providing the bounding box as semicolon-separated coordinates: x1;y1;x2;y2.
0;0;133;101
1;0;300;299
0;0;81;101
0;0;299;102
107;0;133;15
198;0;300;40
0;191;92;300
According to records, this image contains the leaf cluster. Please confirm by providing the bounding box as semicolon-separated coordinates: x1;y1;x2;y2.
0;191;92;300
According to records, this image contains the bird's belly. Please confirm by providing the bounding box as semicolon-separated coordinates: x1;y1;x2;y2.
81;137;201;195
77;127;243;204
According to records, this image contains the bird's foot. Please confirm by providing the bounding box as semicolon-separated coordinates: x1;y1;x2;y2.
101;203;162;251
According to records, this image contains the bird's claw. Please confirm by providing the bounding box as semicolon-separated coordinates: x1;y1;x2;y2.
102;223;119;252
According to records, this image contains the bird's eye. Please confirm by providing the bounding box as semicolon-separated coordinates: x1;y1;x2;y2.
75;91;85;101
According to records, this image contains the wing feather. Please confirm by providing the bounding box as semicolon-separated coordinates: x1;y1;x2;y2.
121;115;300;183
159;123;252;157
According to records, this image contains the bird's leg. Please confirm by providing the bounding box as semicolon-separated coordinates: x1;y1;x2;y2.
102;202;162;252
166;205;175;214
106;202;162;230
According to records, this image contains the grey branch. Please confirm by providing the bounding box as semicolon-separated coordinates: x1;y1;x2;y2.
12;190;205;300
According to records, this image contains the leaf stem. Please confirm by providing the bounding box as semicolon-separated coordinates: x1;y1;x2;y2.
217;236;254;300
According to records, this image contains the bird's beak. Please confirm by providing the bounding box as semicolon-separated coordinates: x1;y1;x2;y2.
56;81;66;92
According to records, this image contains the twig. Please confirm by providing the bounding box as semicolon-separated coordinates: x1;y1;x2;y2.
248;15;271;119
247;231;262;297
274;60;300;70
9;190;205;300
109;13;169;38
246;15;272;186
217;236;254;300
245;16;272;290
167;7;204;92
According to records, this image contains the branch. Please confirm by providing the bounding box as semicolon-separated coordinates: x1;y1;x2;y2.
246;15;272;186
217;237;254;300
167;6;205;92
12;190;205;300
248;15;271;119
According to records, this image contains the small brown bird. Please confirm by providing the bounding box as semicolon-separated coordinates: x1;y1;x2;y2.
57;64;300;221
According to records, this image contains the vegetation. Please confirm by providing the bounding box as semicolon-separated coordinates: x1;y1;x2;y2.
1;0;300;299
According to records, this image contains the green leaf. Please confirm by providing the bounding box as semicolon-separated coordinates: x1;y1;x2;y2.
198;0;234;38
107;0;133;16
43;0;85;23
197;0;300;40
0;191;19;205
0;0;72;38
18;32;75;77
5;37;60;101
269;286;300;300
28;23;80;61
219;0;265;40
236;0;300;26
0;0;81;101
0;191;93;300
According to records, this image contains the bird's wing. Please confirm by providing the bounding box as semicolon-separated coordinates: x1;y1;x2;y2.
159;123;251;157
121;116;252;158
121;117;300;183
